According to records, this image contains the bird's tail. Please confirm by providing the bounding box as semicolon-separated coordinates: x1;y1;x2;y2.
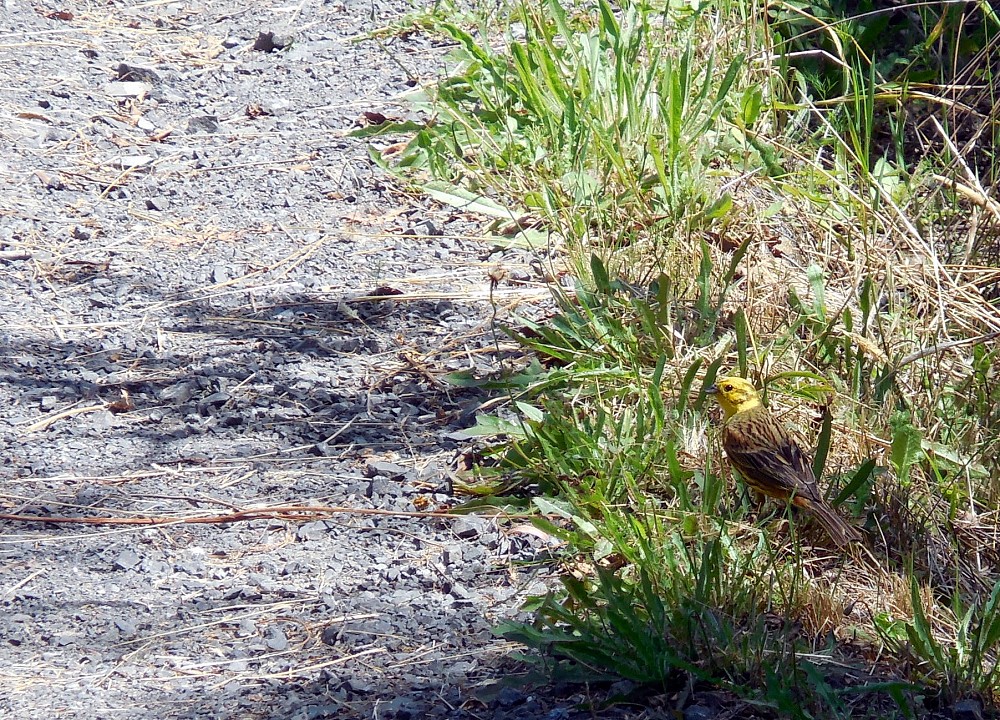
802;499;862;548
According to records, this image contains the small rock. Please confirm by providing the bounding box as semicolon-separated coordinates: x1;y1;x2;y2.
40;396;58;410
608;679;637;697
403;219;439;236
252;31;293;52
311;441;335;457
176;560;204;576
364;460;409;480
370;477;393;497
104;81;151;98
159;380;198;404
140;559;170;575
440;545;462;566
380;696;421;719
496;686;526;708
297;521;329;541
113;549;140;570
117;63;160;84
200;391;230;406
145;196;169;211
187;115;219;134
33;169;65;190
321;625;341;646
44;127;73;144
91;410;115;429
114;618;136;635
383;566;401;582
264;98;291;114
264;627;288;651
451;516;484;539
684;704;715;720
253;32;276;52
462;545;484;562
346;676;374;694
347;481;373;498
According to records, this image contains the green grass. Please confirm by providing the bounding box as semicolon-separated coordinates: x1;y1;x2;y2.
365;0;1000;714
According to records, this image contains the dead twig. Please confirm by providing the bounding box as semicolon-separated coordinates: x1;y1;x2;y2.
20;403;108;433
0;502;495;527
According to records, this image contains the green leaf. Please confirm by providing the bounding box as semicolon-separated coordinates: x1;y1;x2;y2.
515;401;545;423
907;577;945;669
733;308;748;377
833;458;877;506
591;254;612;293
533;496;574;520
463;414;525;438
740;85;762;127
442;370;488;388
529;514;576;544
812;402;832;480
347;119;427;138
702;192;733;220
699;53;744;134
677;359;702;415
890;414;923;486
806;263;827;322
423;181;521;218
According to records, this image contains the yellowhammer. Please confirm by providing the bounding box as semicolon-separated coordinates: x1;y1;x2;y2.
708;376;861;547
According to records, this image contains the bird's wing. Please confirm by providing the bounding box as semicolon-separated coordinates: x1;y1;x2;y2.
723;415;822;502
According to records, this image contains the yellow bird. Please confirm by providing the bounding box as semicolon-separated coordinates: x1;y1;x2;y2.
708;376;861;547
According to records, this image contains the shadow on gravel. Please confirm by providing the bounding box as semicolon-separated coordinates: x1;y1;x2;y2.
128;664;616;720
2;281;496;471
0;0;548;710
2;270;570;720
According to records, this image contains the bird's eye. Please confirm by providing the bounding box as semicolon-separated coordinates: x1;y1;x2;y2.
722;383;732;391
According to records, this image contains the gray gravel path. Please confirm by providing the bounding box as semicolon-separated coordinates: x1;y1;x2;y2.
0;2;602;718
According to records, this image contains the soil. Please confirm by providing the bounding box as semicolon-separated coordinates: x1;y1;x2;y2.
0;1;621;718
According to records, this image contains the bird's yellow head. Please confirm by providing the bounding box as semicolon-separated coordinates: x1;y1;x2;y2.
708;376;762;418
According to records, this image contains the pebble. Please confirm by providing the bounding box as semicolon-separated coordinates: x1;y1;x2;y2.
104;81;151;98
452;515;485;539
113;549;140;570
187;115;220;134
264;627;288;651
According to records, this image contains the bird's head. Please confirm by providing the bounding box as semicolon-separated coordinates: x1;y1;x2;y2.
707;376;762;418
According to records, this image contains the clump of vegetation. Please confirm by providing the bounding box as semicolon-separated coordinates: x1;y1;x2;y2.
365;0;1000;714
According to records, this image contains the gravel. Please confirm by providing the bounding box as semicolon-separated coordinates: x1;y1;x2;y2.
0;1;615;718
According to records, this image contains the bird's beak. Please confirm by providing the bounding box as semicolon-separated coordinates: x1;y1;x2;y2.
706;384;718;395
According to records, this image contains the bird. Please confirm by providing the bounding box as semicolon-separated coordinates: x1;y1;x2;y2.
707;376;861;548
